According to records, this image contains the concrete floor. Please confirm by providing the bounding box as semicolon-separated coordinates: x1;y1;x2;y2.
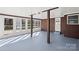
0;31;79;51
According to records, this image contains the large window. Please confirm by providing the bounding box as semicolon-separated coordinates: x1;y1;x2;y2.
33;20;40;28
27;20;40;29
22;19;26;29
27;20;31;29
67;15;79;25
16;20;21;30
4;18;13;30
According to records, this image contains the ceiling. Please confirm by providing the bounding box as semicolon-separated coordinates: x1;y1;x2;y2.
0;7;61;19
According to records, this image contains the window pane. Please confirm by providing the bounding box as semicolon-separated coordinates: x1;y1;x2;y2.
4;18;13;30
27;20;41;29
33;20;40;28
68;15;78;24
22;19;26;29
27;20;31;29
16;20;20;30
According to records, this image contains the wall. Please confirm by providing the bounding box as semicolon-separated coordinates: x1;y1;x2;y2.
0;15;28;37
61;15;79;39
0;15;41;39
41;18;55;32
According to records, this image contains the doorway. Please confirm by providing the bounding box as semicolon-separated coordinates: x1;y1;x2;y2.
55;18;61;32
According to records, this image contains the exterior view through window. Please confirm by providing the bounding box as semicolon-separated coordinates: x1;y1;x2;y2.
22;19;26;29
27;20;40;29
67;15;79;25
16;19;21;30
4;18;13;30
27;20;31;29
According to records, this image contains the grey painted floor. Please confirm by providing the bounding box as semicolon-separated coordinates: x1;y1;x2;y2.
0;31;79;51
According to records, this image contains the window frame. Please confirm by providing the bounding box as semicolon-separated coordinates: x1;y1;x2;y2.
67;14;79;25
4;18;13;30
27;20;31;29
16;19;21;30
27;20;41;29
22;19;26;30
33;20;41;28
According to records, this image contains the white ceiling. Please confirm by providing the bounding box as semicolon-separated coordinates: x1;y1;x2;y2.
0;7;61;19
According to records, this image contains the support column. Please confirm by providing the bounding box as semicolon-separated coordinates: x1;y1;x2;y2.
47;10;50;44
31;15;33;37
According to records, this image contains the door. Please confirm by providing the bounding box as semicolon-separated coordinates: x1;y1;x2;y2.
55;18;61;32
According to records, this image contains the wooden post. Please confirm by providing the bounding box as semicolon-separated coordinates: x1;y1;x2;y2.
47;10;50;44
31;15;33;37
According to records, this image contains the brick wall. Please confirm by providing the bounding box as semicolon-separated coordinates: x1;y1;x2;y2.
41;18;55;32
61;15;79;39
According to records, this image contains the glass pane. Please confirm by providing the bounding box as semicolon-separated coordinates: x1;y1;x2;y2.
68;15;78;24
16;20;20;30
4;18;13;30
22;19;26;29
28;20;31;29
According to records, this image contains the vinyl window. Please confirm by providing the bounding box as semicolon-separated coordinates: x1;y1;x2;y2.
67;15;79;25
4;18;13;30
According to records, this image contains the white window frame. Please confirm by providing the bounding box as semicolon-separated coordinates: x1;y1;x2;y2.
22;19;26;30
16;19;21;30
27;20;41;29
67;14;79;25
33;20;41;28
4;18;13;30
27;20;31;29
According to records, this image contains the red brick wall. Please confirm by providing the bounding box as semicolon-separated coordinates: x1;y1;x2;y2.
41;18;55;32
61;15;79;39
61;17;66;34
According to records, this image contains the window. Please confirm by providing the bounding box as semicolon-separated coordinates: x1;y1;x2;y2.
67;15;79;25
16;20;21;30
33;20;36;28
27;20;31;29
27;20;40;29
37;21;40;27
22;19;26;29
34;20;40;28
35;21;38;28
33;21;40;28
4;18;13;30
